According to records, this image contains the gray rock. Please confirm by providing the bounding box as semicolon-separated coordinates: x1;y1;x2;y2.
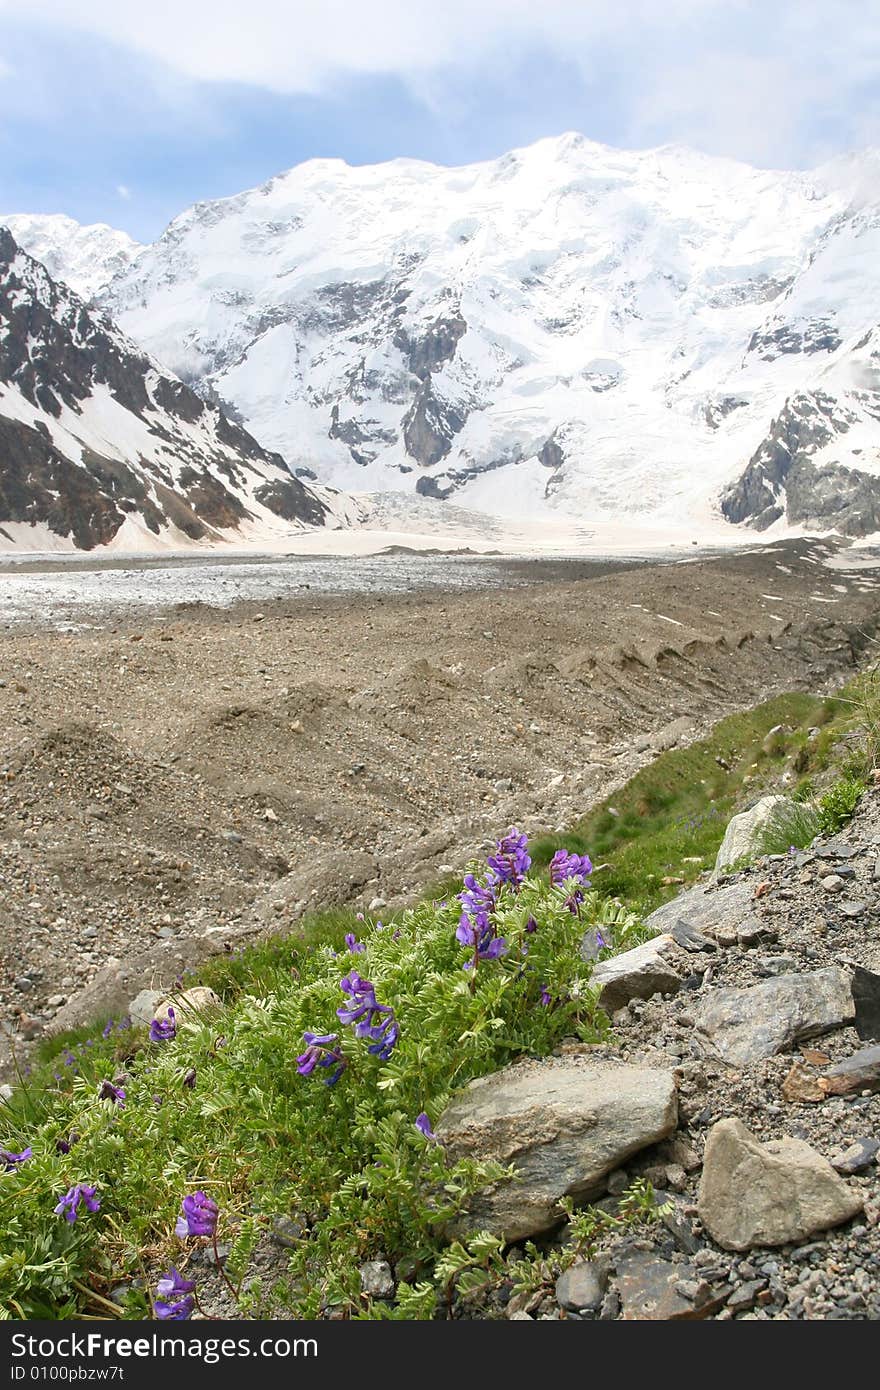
127;989;164;1027
436;1057;678;1241
591;934;683;1011
555;1261;605;1312
713;795;798;875
698;1118;863;1251
727;1279;767;1313
839;899;867;917
644;880;754;941
694;967;854;1066
671;921;717;954
616;1252;727;1319
823;1045;880;1095
359;1260;394;1299
830;1138;880;1175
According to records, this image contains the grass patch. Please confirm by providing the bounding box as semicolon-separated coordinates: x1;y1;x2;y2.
530;689;855;914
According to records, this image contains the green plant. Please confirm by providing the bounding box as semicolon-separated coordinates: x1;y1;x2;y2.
0;845;624;1320
817;776;867;835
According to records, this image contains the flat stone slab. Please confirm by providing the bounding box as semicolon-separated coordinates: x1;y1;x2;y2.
616;1253;729;1320
591;934;683;1011
694;967;854;1066
698;1118;863;1251
823;1044;880;1095
436;1057;678;1242
644;880;755;941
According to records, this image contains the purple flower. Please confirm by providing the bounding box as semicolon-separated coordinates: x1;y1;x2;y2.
102;1019;115;1039
54;1184;100;1223
97;1079;126;1106
183;1068;197;1090
156;1267;195;1301
55;1132;80;1155
459;872;498;919
150;1008;177;1043
297;1031;347;1085
457;912;507;968
415;1112;438;1142
539;986;552;1007
343;933;366;954
154;1296;194;1320
175;1191;219;1238
337;973;399;1061
487;827;531;889
1;1146;32;1170
549;848;593;887
525;915;538;934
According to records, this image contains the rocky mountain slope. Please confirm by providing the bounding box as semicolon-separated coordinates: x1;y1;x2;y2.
0;228;355;551
11;136;880;538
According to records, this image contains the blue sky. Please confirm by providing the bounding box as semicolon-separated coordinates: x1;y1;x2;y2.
1;1;878;242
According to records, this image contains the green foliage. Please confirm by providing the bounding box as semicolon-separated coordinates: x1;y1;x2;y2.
530;689;863;913
753;800;821;858
817;775;866;834
0;869;620;1320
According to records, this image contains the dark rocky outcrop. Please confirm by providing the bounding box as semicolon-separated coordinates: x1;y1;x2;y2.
0;228;333;548
722;390;880;537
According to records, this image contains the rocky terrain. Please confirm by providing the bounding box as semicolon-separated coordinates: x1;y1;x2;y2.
1;535;879;1079
457;787;880;1321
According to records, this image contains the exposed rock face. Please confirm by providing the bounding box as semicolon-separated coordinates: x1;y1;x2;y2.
698;1118;863;1251
0;227;341;551
722;390;880;538
435;1057;678;1241
644;880;755;940
694;968;855;1065
402;381;467;467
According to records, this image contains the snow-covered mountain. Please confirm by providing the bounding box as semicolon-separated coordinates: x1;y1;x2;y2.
10;137;880;537
0;228;355;552
2;214;143;302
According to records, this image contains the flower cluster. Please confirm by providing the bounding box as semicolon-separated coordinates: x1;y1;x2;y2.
337;972;399;1060
54;1184;100;1223
343;933;366;954
297;1031;347;1087
154;1267;195;1321
150;1008;177;1043
549;848;593;913
175;1191;219;1238
486;827;531;888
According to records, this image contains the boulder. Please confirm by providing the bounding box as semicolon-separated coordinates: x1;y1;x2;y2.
698;1118;863;1250
128;988;164;1028
590;934;683;1011
153;986;223;1024
435;1057;677;1241
713;795;797;875
644;880;754;941
694;967;854;1066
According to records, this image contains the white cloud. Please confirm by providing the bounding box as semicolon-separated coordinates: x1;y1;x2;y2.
2;0;879;164
115;183;132;200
